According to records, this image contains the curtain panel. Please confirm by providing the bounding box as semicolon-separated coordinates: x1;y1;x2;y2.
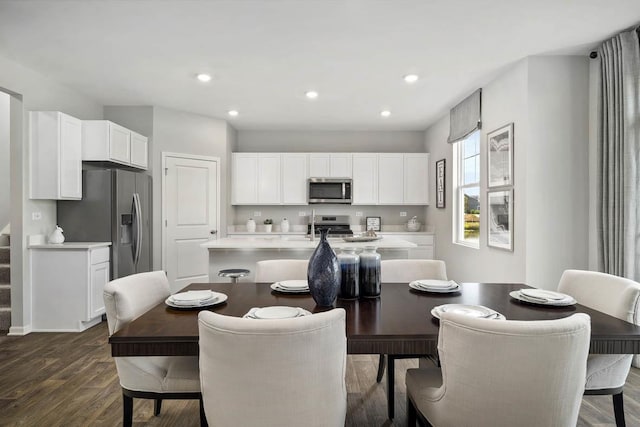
447;88;482;143
597;27;640;281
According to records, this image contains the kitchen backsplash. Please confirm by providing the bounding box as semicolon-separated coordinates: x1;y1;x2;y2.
232;205;427;231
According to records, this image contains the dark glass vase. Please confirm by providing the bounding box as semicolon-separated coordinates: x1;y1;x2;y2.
307;228;341;307
359;246;381;298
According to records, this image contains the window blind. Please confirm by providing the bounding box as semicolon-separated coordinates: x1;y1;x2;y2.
447;88;482;143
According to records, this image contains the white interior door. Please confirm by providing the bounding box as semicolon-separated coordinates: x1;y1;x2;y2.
163;154;219;292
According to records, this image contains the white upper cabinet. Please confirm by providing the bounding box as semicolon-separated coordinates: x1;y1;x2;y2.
30;111;83;200
282;153;308;204
404;153;430;204
257;154;281;204
352;154;378;205
308;153;352;178
82;120;148;170
378;154;405;205
232;153;258;204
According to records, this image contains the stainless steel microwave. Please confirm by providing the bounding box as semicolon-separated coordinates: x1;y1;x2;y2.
308;178;352;204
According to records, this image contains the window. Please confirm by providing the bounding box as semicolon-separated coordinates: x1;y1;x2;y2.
453;130;480;247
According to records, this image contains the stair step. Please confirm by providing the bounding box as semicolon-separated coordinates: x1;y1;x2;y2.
0;284;9;307
0;307;10;332
0;264;8;284
0;246;8;264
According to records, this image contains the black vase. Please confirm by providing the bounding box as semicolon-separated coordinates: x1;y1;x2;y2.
307;228;341;307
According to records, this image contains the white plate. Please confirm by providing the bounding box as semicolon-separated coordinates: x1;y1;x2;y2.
409;281;460;293
431;304;504;320
165;292;228;309
342;236;383;242
273;280;309;290
170;290;214;302
253;306;304;319
510;290;576;306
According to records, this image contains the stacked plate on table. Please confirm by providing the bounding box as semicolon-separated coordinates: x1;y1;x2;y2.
510;288;576;306
270;280;310;294
409;279;460;293
244;306;312;319
165;290;228;309
431;304;505;320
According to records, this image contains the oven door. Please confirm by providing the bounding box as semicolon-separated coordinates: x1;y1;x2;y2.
308;179;352;204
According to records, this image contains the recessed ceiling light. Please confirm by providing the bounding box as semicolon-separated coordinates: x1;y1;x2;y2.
380;110;391;118
228;110;239;117
404;74;419;83
197;73;212;82
305;91;319;99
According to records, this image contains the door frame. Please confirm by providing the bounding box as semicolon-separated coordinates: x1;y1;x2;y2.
161;152;221;274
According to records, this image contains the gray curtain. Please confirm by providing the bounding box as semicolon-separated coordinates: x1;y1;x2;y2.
597;26;640;281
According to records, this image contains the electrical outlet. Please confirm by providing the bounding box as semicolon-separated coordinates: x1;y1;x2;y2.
400;211;407;217
32;212;42;221
355;211;363;217
299;211;307;217
253;211;262;217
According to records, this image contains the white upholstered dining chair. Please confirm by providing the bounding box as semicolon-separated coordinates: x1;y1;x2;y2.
255;259;309;282
558;269;640;427
103;271;206;427
198;309;347;427
406;312;591;427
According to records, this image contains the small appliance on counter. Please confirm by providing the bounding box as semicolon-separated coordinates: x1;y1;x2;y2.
307;215;354;238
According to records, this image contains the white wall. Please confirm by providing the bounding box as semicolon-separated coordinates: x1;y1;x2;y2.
424;56;590;288
0;53;103;334
0;92;9;232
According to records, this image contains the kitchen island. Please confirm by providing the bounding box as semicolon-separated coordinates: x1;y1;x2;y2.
201;236;417;282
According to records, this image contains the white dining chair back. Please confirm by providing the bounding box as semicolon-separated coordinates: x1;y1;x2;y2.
558;269;640;427
255;259;309;282
406;312;591;427
104;271;205;426
381;259;447;283
198;309;347;427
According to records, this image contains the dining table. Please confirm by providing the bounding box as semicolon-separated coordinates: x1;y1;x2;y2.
109;281;640;419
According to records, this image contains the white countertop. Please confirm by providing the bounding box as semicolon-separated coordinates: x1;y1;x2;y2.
202;236;417;250
29;242;112;249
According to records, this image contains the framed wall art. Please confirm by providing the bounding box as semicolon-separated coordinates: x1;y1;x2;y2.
365;216;381;232
487;189;513;251
436;159;445;208
487;123;513;187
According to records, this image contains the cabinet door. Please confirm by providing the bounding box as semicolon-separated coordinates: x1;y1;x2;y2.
88;261;109;320
330;154;352;178
308;154;330;177
109;122;131;163
404;154;430;204
130;131;148;169
257;154;281;204
282;153;308;204
59;113;82;199
232;153;258;204
352;154;378;205
378;154;404;204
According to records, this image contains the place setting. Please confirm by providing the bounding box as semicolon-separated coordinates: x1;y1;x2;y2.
270;279;310;294
165;290;228;309
409;279;460;294
243;306;312;319
431;304;505;320
509;288;576;307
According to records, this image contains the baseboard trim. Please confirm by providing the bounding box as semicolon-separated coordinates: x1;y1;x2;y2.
8;324;32;336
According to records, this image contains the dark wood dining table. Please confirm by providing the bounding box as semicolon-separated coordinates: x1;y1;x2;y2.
109;282;640;419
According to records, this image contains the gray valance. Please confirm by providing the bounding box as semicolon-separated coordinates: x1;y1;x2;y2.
447;88;482;143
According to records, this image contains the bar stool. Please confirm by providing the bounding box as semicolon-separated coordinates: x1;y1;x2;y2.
218;268;250;284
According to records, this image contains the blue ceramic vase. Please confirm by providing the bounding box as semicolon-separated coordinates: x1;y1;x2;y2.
307;228;341;306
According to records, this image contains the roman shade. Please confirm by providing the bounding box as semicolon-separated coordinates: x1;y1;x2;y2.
447;88;482;143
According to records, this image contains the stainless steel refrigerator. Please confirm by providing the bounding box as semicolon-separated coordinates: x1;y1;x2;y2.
57;169;152;279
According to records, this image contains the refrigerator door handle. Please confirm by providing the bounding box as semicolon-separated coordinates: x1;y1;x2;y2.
133;193;143;266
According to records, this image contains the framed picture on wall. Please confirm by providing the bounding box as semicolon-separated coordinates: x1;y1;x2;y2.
436;159;445;208
487;123;514;187
487;189;513;251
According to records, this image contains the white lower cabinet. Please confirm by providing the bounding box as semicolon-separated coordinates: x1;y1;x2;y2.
30;244;111;332
379;233;435;259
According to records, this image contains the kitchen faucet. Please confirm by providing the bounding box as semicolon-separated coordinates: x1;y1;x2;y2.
310;209;315;241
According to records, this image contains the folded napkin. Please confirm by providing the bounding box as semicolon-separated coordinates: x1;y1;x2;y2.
414;280;458;289
518;288;573;303
244;306;308;319
171;290;215;302
274;280;309;290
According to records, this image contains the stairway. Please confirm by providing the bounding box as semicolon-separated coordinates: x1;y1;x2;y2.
0;234;10;333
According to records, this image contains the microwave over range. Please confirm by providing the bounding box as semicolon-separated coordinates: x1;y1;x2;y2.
308;178;352;204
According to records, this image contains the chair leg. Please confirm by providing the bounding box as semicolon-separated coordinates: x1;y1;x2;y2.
199;397;208;427
387;356;395;419
122;393;133;427
407;395;417;427
376;354;386;383
613;392;626;427
154;398;162;416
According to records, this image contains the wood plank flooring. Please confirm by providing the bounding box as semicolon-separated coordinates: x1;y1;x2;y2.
0;321;638;426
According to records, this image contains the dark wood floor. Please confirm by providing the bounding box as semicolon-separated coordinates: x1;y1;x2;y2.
0;321;638;426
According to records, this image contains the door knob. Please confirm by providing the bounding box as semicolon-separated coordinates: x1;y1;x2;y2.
210;230;217;235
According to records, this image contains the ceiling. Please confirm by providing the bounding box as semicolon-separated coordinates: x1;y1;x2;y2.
0;1;639;131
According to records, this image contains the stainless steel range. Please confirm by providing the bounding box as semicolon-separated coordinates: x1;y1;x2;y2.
307;215;354;238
